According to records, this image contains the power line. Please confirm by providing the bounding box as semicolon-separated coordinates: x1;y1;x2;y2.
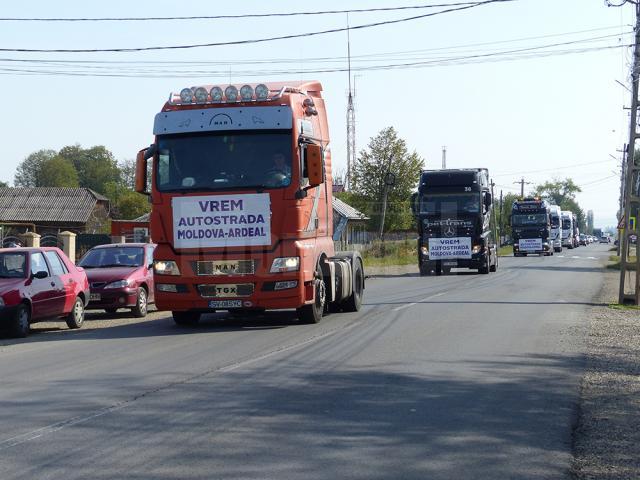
493;158;618;177
0;2;499;22
0;0;517;53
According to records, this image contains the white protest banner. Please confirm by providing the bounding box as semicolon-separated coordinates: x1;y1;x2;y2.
519;238;542;252
428;237;472;260
172;194;271;248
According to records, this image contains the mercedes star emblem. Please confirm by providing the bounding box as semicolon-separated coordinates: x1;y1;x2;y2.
444;225;455;237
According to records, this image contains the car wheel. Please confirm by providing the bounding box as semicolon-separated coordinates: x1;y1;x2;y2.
11;304;31;338
173;311;200;326
66;296;85;329
131;288;148;318
297;266;326;324
342;259;364;312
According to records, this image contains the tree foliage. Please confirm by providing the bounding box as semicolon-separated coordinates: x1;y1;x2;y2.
13;149;57;187
58;145;120;193
39;156;79;187
350;127;424;232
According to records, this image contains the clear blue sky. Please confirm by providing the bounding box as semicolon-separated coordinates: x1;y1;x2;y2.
0;0;632;228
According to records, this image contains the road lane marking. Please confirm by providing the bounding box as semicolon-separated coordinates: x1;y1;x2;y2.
392;291;447;312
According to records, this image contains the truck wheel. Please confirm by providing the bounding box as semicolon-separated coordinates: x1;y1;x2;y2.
342;259;364;312
297;267;326;324
173;311;200;326
419;264;429;276
131;287;148;318
478;256;490;274
11;304;31;338
434;264;442;276
66;296;85;329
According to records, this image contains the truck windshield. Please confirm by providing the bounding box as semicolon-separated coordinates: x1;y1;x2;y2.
420;194;480;215
156;131;292;192
562;219;571;229
550;215;560;228
512;214;548;226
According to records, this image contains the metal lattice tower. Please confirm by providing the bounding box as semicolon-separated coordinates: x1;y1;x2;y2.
345;17;355;191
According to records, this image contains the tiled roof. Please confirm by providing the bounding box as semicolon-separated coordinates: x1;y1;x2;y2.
0;187;108;224
332;197;369;221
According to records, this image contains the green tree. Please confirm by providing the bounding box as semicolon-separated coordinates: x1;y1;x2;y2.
497;192;519;240
533;177;586;230
38;156;79;187
118;159;137;190
116;190;150;220
0;180;8;188
13;149;56;187
58;144;120;194
350;127;424;233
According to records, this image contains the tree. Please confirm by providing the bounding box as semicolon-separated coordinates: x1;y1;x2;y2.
0;180;8;188
118;159;137;190
58;144;120;194
116;190;150;220
497;192;519;240
533;177;586;230
38;156;79;187
350;127;424;233
13;149;57;187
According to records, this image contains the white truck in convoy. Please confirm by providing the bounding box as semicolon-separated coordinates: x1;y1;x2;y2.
549;205;562;252
561;210;574;249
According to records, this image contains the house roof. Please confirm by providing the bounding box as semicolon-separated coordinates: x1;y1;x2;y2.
0;187;109;224
332;197;369;221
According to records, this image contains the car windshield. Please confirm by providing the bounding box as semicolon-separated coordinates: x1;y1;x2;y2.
420;193;480;215
512;213;548;226
156;131;293;192
0;252;27;278
79;247;144;268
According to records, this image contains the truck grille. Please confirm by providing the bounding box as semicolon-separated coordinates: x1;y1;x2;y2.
194;260;255;276
197;283;254;298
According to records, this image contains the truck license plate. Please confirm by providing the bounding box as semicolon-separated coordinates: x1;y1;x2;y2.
90;293;101;301
209;300;242;309
443;261;457;267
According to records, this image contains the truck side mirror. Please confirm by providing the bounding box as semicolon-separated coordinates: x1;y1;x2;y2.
305;144;324;187
410;192;419;216
135;145;155;195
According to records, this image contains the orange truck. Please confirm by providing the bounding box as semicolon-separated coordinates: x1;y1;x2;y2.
135;81;364;325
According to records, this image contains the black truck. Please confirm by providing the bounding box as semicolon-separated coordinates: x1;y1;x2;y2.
511;198;552;256
411;168;498;276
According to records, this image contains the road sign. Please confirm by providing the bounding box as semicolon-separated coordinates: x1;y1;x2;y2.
618;216;626;229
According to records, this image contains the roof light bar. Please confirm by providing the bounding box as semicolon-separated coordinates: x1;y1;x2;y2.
179;88;194;103
240;85;254;101
224;85;239;102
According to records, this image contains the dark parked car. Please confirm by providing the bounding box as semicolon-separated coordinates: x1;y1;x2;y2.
78;244;156;317
0;247;89;337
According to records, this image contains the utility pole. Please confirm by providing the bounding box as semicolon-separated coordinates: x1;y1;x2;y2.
514;177;532;198
441;146;447;169
499;189;504;244
618;0;640;304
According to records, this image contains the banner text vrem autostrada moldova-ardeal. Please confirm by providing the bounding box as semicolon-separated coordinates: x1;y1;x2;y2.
135;81;364;325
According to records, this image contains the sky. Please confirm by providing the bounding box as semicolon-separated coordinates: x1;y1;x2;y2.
0;0;633;228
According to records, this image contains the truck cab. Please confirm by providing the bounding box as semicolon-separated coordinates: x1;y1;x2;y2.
411;168;497;275
135;81;364;325
549;205;562;252
511;198;552;256
561;211;574;249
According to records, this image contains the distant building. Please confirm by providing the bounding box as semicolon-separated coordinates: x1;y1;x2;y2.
0;187;110;235
332;197;369;248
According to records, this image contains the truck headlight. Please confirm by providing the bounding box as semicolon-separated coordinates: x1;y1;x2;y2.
270;257;300;273
420;246;428;256
154;260;181;276
472;245;482;254
104;280;131;289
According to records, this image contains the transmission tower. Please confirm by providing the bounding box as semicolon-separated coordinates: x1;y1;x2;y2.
345;17;356;191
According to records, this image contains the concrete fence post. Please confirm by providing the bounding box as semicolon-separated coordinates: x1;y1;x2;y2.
21;232;41;248
59;231;77;263
111;235;126;244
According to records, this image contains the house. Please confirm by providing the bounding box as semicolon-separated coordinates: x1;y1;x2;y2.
111;213;150;242
0;187;110;235
332;197;370;248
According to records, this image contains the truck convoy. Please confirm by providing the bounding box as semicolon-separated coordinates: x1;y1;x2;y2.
135;81;364;325
561;211;575;249
549;204;562;252
511;198;552;256
411;168;498;275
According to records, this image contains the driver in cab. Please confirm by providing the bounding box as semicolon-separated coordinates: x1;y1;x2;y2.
265;152;291;187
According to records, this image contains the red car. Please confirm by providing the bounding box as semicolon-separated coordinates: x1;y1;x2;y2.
0;247;89;337
78;243;155;317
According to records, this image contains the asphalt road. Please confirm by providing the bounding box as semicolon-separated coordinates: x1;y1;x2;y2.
0;244;612;480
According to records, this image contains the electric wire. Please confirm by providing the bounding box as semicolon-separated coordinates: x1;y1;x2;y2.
0;0;517;53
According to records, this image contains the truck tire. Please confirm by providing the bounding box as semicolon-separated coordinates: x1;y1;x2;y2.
297;266;326;324
173;311;200;326
419;264;429;276
478;255;490;274
342;259;364;312
66;296;85;329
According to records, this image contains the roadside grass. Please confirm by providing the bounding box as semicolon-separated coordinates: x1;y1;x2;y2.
361;240;416;267
608;303;640;311
607;254;638;270
498;246;512;257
